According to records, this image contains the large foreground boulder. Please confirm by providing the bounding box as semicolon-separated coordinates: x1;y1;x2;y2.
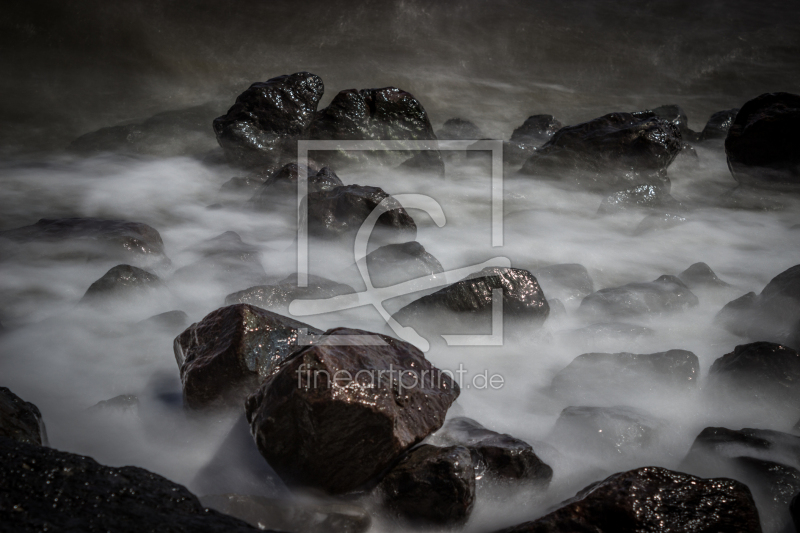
0;437;260;533
579;275;698;318
725;92;800;190
519;112;682;192
494;467;761;533
0;388;48;446
174;304;322;410
245;328;459;494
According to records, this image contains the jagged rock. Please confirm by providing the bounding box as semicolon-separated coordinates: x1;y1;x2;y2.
0;388;48;446
81;264;164;305
379;444;475;526
0;217;169;269
355;241;444;288
725;92;800;190
245;327;459;494
642;104;699;141
633;212;688;235
88;395;139;416
225;274;355;315
394;267;549;335
174;304;322;410
677;262;730;289
138;310;190;332
716;264;800;345
493;467;761;533
250;164;343;209
0;437;261;533
510;115;563;146
579;275;698;318
550;350;698;403
436;118;484;140
431;417;553;484
519;112;681;192
531;263;594;302
701;108;739;141
213;72;324;168
597;183;683;215
202;493;370;533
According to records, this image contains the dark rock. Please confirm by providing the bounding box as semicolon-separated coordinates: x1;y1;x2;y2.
138;310;190;332
510;115;563;146
792;492;800;531
436;118;484;140
213;72;324;168
707;342;800;412
394;267;549;335
597;183;683;215
201;493;370;533
519;112;681;192
493;466;761;533
551;350;698;402
701;108;739;141
579;275;698;318
644;104;699;140
531;263;594;303
0;437;260;533
88;394;139;416
633;212;688;235
503;141;538;167
220;175;265;195
361;241;444;288
431;417;553;484
725;92;800;190
379;444;475;527
678;262;730;289
174;304;322;410
0;388;48;446
245;327;460;494
225;274;355;315
0;217;169;269
734;457;800;532
716;264;800;345
81;264;164;304
250;164;344;209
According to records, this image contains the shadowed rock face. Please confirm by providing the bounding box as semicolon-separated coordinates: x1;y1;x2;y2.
362;241;444;288
225;274;355;315
725;92;800;190
0;388;48;446
245;327;459;494
579;275;699;318
174;304;322;410
213;72;325;168
701;108;739;141
510;114;563;146
493;466;762;533
678;262;730;289
379;444;475;527
81;264;164;303
250;164;343;209
0;437;262;533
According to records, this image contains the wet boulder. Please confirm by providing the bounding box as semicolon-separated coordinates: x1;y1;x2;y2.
597;183;683;215
716;264;800;345
245;327;460;494
0;388;48;446
493;466;761;533
531;263;594;303
379;444;475;527
701;108;739;141
502;140;538;167
250;164;343;209
80;264;165;306
225;274;355;315
431;417;553;484
0;437;260;533
174;304;322;410
725;92;800;190
640;104;698;141
436;118;484;140
579;274;698;318
519;112;682;192
213;72;324;168
509;114;563;146
357;241;444;288
678;262;730;289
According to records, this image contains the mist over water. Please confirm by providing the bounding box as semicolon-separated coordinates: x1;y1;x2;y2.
2;1;800;531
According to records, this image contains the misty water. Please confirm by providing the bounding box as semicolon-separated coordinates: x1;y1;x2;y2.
2;1;800;531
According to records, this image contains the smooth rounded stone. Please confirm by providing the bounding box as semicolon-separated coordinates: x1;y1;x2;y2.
549;405;664;458
430;417;553;485
677;262;730;289
701;108;739;141
716;264;800;345
137;310;190;333
0;387;48;446
597;183;683;215
174;304;322;410
492;466;761;533
531;263;594;303
379;444;475;527
357;241;444;288
201;494;370;533
308;86;441;170
509;114;563;146
213;72;324;168
250;164;344;209
633;212;688;236
436;118;484;140
88;394;139;416
394;267;549;335
245;327;460;494
725;92;800;190
550;350;699;402
0;437;261;533
68;103;220;157
80;264;165;304
0;217;169;269
518;112;682;192
225;274;355;315
579;274;698;319
707;342;800;412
